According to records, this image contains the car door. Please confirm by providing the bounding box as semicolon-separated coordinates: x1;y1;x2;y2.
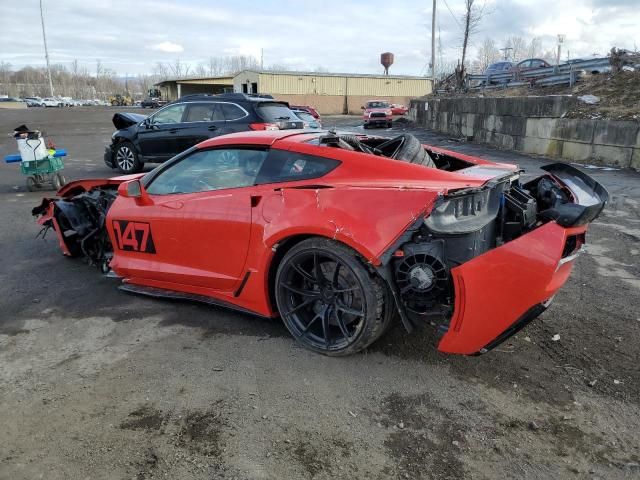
137;103;187;160
117;147;269;292
178;102;227;150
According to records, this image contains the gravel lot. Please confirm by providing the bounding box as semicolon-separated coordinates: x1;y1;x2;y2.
1;107;639;480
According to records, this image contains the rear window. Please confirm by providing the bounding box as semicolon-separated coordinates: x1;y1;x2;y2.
256;103;296;122
256;150;340;184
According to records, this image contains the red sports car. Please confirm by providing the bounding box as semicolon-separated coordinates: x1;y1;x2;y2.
33;131;607;356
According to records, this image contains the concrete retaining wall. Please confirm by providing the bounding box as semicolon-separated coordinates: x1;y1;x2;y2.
409;96;640;169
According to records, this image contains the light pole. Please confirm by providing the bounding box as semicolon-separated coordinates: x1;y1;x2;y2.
556;34;566;67
431;0;436;80
39;0;54;97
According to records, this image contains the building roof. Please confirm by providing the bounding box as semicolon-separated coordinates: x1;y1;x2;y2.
156;70;430;86
155;75;234;86
238;70;430;80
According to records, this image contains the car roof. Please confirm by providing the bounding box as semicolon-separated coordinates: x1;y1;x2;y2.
196;129;318;148
174;93;279;103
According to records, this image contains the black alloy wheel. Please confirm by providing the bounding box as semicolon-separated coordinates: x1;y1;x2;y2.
275;238;388;355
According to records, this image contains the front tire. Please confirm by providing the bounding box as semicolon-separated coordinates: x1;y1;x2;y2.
115;141;143;174
275;238;388;356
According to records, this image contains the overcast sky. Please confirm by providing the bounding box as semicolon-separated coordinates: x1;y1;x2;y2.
1;0;637;76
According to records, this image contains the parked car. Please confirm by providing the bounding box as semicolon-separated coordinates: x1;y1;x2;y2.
42;97;63;107
104;93;304;174
390;104;408;115
362;100;393;128
24;97;45;107
290;105;320;119
292;109;322;129
34;130;608;356
140;97;165;108
483;61;514;84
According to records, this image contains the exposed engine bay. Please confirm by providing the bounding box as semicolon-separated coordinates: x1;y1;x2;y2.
33;187;118;272
383;162;607;331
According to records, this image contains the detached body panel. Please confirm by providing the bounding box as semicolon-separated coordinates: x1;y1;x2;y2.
438;222;585;355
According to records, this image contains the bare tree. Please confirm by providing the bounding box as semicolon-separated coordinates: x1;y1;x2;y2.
457;0;488;89
153;62;170;80
475;37;500;72
505;36;528;62
194;63;208;77
527;37;543;59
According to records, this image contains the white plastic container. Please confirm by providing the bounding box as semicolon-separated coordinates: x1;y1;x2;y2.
17;135;48;162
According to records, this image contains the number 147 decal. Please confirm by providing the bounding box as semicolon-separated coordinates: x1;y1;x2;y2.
112;220;156;253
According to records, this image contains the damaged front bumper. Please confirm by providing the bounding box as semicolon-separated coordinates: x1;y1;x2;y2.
382;162;608;355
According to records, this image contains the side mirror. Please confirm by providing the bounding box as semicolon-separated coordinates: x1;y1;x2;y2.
360;106;365;110
143;117;152;128
118;179;152;204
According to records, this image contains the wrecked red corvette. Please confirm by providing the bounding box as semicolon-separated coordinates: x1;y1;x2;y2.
33;130;608;356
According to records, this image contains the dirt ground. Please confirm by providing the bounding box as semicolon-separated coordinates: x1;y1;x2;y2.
0;107;639;480
436;71;640;121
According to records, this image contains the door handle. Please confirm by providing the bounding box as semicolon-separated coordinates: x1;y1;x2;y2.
207;125;217;131
169;128;179;134
160;201;184;210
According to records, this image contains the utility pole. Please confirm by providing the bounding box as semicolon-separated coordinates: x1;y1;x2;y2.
39;0;54;97
260;48;264;70
499;47;513;61
430;0;436;80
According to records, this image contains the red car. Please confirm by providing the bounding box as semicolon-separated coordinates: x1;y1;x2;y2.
390;104;408;115
33;131;607;356
362;100;393;128
290;105;320;120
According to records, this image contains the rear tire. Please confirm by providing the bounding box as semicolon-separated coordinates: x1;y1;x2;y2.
115;141;143;174
275;238;388;356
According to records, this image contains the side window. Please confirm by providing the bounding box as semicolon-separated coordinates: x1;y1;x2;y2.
221;103;247;121
256;150;340;185
146;149;268;195
151;104;186;124
184;103;224;122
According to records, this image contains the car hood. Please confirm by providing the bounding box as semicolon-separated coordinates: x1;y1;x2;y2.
112;112;146;130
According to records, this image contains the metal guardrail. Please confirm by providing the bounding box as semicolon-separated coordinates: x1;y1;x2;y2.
466;57;611;90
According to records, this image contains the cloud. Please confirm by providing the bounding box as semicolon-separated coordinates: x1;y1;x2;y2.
0;0;638;76
148;41;184;53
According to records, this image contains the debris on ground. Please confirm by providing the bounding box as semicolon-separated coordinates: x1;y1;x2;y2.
426;71;640;121
577;95;600;104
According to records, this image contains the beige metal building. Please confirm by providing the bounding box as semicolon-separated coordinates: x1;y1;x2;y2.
156;70;432;114
155;76;234;100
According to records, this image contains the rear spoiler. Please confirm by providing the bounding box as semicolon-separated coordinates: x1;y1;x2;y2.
539;163;609;227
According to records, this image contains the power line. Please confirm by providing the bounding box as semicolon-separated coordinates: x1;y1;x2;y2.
441;0;462;28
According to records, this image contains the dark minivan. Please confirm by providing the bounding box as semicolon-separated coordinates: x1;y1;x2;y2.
104;93;304;173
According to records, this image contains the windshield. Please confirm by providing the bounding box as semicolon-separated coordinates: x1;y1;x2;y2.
367;101;389;108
